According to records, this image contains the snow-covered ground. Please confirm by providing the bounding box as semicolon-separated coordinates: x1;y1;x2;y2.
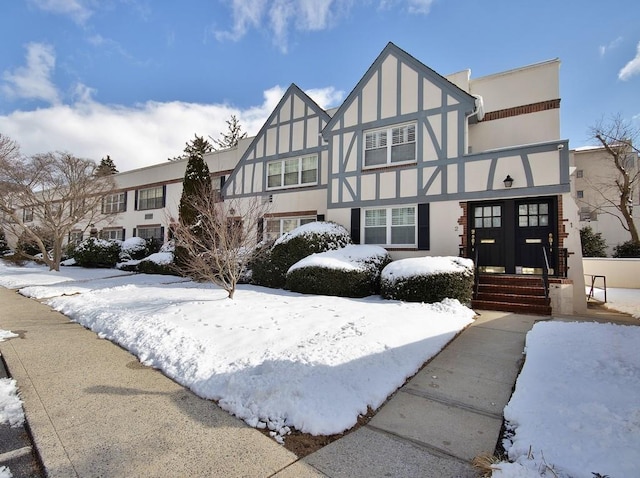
495;321;640;478
0;329;24;478
0;261;474;442
1;260;639;474
588;286;640;318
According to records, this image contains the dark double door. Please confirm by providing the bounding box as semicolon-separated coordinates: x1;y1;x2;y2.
469;197;557;275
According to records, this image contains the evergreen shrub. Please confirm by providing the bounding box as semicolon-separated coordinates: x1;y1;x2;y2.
381;256;474;304
286;245;391;298
612;240;640;258
251;222;352;289
73;238;121;268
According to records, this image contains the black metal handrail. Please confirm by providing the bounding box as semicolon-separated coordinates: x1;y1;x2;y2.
473;244;480;299
541;246;550;300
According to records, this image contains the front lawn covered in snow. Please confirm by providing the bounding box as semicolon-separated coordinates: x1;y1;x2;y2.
0;260;475;443
494;321;640;478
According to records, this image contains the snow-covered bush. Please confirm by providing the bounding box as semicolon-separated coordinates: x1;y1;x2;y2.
136;243;176;275
381;256;474;304
119;237;149;261
251;221;352;289
286;245;391;298
72;237;121;268
16;227;53;258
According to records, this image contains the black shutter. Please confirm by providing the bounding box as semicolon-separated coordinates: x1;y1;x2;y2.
220;175;226;188
121;228;126;240
257;218;264;243
133;228;137;238
161;185;167;207
417;203;430;250
160;226;165;242
316;214;325;221
134;190;139;210
122;191;128;212
350;208;361;244
101;198;105;214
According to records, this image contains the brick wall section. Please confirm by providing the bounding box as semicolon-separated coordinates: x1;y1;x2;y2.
481;99;561;122
458;202;468;257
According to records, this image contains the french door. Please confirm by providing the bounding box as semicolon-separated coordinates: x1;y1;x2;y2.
469;197;556;275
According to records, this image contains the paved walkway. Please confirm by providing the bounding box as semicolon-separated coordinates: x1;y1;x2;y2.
1;286;636;477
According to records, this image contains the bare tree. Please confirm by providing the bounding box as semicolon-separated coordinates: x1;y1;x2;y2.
0;137;116;270
585;114;640;243
172;188;269;299
211;115;247;151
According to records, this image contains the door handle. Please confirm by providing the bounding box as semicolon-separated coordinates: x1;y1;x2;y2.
548;233;554;252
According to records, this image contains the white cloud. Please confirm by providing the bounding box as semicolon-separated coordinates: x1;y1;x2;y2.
27;0;94;24
406;0;435;14
0;85;344;172
217;0;345;52
2;43;60;104
618;41;640;81
599;36;623;57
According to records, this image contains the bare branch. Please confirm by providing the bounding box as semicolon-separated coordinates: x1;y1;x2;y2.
172;188;270;298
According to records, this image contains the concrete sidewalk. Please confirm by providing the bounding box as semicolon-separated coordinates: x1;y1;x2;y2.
2;284;632;477
0;287;316;477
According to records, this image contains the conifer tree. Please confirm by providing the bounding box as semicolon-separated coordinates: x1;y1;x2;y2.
95;155;118;175
212;115;247;150
168;134;213;162
178;147;212;226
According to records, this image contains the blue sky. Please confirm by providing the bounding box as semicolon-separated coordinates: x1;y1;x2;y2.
1;0;639;171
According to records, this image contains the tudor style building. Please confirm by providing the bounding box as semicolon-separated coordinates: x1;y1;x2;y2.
13;42;583;313
222;42;585;313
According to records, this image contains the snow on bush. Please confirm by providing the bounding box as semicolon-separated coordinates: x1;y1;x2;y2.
381;256;474;304
119;237;148;261
73;237;121;268
252;221;352;289
286;245;391;297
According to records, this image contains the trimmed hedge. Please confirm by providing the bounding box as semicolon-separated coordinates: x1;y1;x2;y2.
286;245;391;298
251;222;352;289
381;256;474;304
72;238;121;268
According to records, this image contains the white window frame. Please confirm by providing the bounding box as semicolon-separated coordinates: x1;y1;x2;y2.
103;192;126;214
69;230;83;245
136;226;163;241
266;155;318;190
363;206;417;246
264;216;316;241
22;207;34;222
137;186;165;210
364;123;416;168
101;228;123;241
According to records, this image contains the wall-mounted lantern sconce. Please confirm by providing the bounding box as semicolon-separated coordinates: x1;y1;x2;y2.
503;175;514;188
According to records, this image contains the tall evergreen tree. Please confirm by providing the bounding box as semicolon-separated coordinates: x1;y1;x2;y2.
0;228;9;255
212;115;247;150
178;149;212;226
168;134;213;162
95;155;118;175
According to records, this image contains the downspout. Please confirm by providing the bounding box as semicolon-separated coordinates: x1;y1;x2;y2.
464;95;485;155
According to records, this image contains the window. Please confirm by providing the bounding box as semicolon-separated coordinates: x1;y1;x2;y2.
22;208;33;222
365;123;416;167
69;230;83;245
518;203;549;227
364;206;416;246
101;228;123;241
577;190;584;199
136;226;163;241
264;216;316;241
579;208;597;221
103;192;126;214
136;186;165;210
474;205;502;228
267;155;318;189
576;169;584;178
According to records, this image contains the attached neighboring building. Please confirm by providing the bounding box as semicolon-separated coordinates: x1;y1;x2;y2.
12;42;585;313
571;145;640;256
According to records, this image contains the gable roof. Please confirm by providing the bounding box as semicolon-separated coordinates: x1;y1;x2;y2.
323;42;476;134
221;83;331;196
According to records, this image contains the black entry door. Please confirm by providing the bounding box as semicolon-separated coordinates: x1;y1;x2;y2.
470;203;506;273
514;198;556;274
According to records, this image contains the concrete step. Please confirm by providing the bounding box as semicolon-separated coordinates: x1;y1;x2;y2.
471;299;551;316
475;292;550;306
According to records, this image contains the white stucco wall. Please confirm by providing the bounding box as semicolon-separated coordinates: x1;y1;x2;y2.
583;258;640;289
